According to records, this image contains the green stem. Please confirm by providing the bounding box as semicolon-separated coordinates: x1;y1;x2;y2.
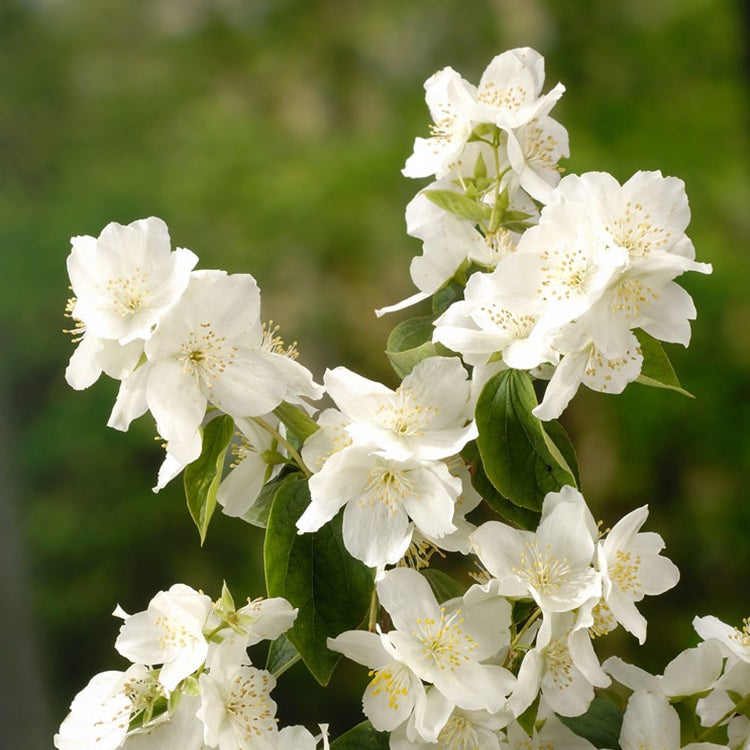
271;652;302;679
368;588;380;632
508;607;542;655
696;696;750;740
252;416;312;478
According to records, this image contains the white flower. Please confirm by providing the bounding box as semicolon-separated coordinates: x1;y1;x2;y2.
326;628;430;735
197;665;278;750
594;505;680;643
297;445;461;571
216;416;284;519
120;696;206;750
378;568;516;714
67;217;197;345
694;615;750;663
432;260;560;371
603;640;725;699
505;113;569;203
504;714;598;750
620;691;726;750
470;488;602;614
54;665;165;750
323;356;476;461
107;270;322;474
389;706;507;749
235;596;298;646
114;584;213;692
696;661;750;729
511;611;609;717
403;66;478;179
532;331;644;422
474;47;565;131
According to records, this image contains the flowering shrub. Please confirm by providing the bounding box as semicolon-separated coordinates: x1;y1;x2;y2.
55;48;748;750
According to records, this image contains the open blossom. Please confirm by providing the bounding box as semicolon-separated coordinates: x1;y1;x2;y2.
404;48;566;183
107;270;323;478
402;66;479;179
603;640;725;700
64;217;198;390
216;416;285;519
620;691;726;750
511;611;610;718
323;356;476;461
326;628;431;736
114;584;214;692
297;444;462;571
67;217;198;345
594;505;680;643
329;568;515;741
376;568;515;714
55;665;165;750
470;487;602;614
197;664;278;750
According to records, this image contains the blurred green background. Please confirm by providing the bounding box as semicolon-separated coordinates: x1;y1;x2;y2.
1;0;748;746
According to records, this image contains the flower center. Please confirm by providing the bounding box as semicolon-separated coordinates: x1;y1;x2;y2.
362;468;415;515
225;668;277;740
376;386;439;436
477;82;527;112
106;267;153;318
367;663;411;712
609;277;659;321
545;636;574;688
178;323;238;389
609;549;642;596
521;118;561;171
477;303;537;339
438;715;481;750
606;201;672;258
730;618;750;650
537;244;592;302
154;615;199;653
414;606;478;671
514;540;570;595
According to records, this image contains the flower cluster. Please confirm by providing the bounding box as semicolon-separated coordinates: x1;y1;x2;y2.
296;356;478;574
64;216;323;490
330;487;680;746
54;583;328;750
56;46;743;750
384;47;711;420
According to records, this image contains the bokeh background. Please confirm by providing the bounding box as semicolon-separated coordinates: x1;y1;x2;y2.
1;0;748;746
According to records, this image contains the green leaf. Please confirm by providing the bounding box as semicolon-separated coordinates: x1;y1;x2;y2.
264;478;375;686
184;415;235;545
266;633;301;678
423;189;491;223
634;329;694;397
559;698;624;750
330;721;390;750
241;471;295;528
274;401;320;442
466;441;540;529
432;280;465;316
385;315;443;378
421;568;467;603
476;370;576;511
542;418;582;489
473;151;487;180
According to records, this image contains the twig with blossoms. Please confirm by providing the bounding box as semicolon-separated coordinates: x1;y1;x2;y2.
56;46;748;750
